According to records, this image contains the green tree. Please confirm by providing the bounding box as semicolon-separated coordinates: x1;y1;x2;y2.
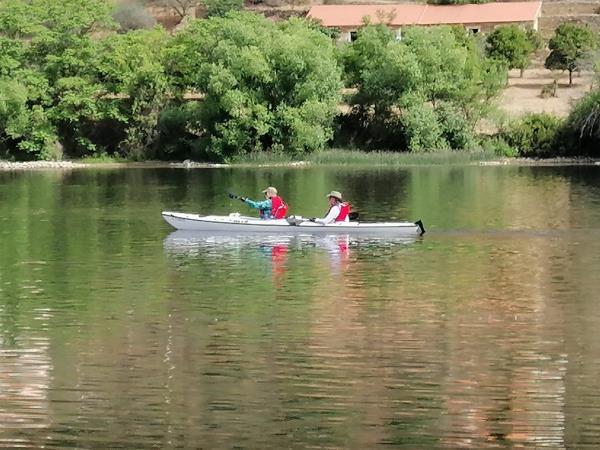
95;28;170;158
403;102;449;152
486;25;536;76
545;23;598;86
202;0;243;17
166;13;342;160
0;0;116;158
341;25;506;152
0;79;29;155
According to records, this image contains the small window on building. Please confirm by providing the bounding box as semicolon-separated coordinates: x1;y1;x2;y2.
468;27;480;34
350;31;358;42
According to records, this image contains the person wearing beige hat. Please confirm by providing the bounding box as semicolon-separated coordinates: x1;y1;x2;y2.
238;186;288;219
310;191;350;224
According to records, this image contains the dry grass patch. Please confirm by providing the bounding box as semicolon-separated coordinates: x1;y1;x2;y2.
498;68;595;118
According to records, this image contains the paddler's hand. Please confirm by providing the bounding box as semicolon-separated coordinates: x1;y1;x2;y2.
309;217;316;222
240;197;246;202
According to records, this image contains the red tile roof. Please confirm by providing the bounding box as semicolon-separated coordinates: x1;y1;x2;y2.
307;2;542;28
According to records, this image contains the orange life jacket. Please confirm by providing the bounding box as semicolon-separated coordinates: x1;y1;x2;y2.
271;196;288;219
335;202;350;222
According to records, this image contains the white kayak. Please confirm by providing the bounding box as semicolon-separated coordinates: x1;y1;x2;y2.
162;211;425;236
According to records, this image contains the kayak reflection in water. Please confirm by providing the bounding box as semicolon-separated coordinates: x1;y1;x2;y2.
258;241;289;286
237;186;288;220
316;235;351;274
310;190;350;224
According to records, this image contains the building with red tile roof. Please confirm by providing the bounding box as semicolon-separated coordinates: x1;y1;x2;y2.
308;1;542;42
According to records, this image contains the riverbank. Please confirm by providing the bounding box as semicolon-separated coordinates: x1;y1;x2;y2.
0;161;88;171
2;152;600;171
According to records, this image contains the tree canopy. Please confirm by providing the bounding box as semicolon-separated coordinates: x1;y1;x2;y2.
166;12;342;159
545;23;598;85
340;25;506;151
0;2;342;160
486;25;538;75
6;0;596;161
0;0;116;158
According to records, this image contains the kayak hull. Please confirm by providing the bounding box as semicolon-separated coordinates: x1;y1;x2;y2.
162;212;425;236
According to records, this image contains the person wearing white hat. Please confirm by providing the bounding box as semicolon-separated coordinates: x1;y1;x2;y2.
239;186;288;219
311;191;350;224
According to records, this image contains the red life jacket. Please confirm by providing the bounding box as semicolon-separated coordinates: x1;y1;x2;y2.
335;202;350;222
271;196;288;219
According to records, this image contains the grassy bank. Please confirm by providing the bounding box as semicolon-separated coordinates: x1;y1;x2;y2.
228;149;499;166
3;150;599;171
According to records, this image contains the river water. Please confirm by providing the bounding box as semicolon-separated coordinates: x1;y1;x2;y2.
1;165;600;448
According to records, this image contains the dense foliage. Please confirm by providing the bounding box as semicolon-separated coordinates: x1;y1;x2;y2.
166;13;342;160
0;2;340;160
501;113;563;157
339;25;506;151
561;89;600;156
202;0;244;18
0;0;117;159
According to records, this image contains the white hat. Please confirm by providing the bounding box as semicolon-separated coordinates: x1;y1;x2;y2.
326;191;342;201
262;186;277;195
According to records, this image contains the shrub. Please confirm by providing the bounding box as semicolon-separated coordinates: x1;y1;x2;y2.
481;136;517;157
435;102;477;150
502;113;562;157
202;0;243;17
540;80;557;98
112;2;156;32
563;89;600;156
402;103;449;152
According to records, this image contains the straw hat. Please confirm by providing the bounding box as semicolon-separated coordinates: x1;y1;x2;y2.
262;186;278;196
326;191;342;201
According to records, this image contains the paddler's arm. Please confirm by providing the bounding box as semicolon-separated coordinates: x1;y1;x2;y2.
242;198;271;210
315;204;340;225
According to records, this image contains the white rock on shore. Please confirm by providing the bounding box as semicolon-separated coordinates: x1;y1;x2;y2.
0;161;87;171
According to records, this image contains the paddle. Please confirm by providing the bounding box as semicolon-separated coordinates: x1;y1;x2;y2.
286;211;360;225
285;215;307;226
227;192;246;201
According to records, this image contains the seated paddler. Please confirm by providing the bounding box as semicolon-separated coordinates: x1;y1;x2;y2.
239;186;288;219
311;190;350;224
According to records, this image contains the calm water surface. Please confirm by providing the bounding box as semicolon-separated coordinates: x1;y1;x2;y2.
1;165;600;448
